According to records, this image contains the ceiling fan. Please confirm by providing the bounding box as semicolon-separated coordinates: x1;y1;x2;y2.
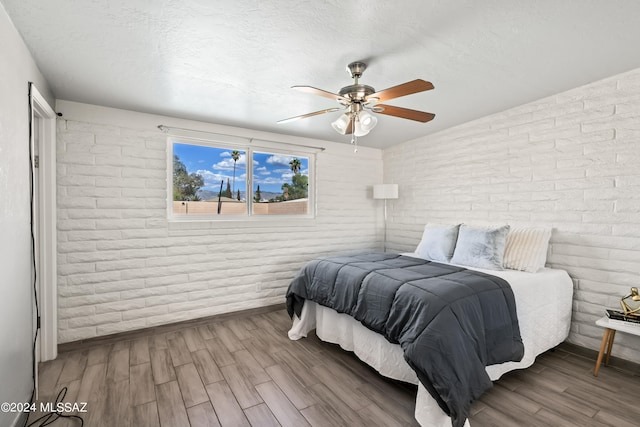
278;61;435;141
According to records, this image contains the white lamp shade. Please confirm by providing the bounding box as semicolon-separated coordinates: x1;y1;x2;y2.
354;111;378;136
331;113;350;135
373;184;398;199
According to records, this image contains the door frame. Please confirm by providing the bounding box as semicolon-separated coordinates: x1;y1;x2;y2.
30;85;57;362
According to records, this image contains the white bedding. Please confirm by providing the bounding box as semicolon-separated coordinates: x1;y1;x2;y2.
288;253;574;427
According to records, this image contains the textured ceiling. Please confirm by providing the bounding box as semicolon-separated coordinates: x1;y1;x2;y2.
3;0;640;149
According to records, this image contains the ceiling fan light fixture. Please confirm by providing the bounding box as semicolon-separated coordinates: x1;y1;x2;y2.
279;62;435;143
359;111;377;128
354;111;378;136
353;126;369;137
331;113;350;135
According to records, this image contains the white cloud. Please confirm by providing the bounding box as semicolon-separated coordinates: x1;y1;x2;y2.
196;169;230;187
266;154;296;167
196;170;246;189
264;168;309;184
212;153;257;171
254;176;286;185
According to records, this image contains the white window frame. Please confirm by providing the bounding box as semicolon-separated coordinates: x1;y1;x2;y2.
166;134;316;221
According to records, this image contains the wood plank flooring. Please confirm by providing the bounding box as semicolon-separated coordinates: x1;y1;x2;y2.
30;306;640;427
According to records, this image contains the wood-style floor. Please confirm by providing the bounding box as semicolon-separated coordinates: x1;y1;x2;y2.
29;306;640;427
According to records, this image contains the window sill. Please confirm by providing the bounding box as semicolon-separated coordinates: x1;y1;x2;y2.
168;215;317;231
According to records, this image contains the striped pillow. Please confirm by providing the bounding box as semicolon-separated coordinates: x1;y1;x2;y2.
503;227;552;272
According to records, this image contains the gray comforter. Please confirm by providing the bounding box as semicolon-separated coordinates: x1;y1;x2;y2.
286;252;524;427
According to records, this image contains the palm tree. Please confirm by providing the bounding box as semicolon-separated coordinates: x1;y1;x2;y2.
231;150;240;194
289;158;302;175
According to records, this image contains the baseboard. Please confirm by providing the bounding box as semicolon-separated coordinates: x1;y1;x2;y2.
557;341;640;374
58;302;286;353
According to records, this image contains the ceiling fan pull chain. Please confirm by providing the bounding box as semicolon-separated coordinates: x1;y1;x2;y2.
352;113;359;153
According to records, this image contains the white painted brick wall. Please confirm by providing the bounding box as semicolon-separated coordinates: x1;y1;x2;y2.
384;67;640;363
56;102;383;343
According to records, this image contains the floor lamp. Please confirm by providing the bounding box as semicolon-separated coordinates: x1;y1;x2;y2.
373;184;398;252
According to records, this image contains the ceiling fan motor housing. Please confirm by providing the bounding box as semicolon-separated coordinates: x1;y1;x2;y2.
338;84;375;104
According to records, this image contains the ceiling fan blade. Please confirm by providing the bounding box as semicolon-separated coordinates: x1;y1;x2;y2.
376;104;435;123
368;79;434;103
292;86;349;102
277;107;342;124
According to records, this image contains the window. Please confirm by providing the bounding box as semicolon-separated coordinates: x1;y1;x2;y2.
169;137;313;219
251;152;309;216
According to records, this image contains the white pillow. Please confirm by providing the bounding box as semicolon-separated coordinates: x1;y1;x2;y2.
450;225;510;270
415;223;461;262
503;227;552;273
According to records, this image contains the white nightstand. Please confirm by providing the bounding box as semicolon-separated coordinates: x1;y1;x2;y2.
593;316;640;376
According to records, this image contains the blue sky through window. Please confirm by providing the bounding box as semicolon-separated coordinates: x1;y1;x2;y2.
173;143;308;195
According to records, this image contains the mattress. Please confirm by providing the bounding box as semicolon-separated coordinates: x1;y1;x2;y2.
288;253;574;427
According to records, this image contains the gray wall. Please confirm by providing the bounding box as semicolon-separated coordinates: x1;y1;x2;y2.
0;4;54;426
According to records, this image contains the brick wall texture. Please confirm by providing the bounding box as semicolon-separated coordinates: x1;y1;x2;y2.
383;68;640;363
56;111;382;343
57;66;640;364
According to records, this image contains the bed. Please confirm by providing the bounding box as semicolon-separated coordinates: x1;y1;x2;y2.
286;225;574;427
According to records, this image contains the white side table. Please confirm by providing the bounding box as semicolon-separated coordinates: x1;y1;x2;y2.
593;316;640;376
